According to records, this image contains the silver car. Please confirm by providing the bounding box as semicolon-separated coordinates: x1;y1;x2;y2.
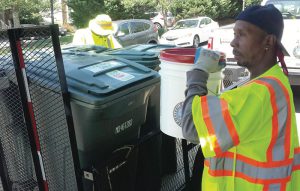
113;19;159;47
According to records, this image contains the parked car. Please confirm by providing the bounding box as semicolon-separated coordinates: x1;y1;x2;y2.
149;12;176;29
21;23;67;36
59;26;67;36
208;0;300;86
159;16;219;47
20;24;36;28
112;19;159;47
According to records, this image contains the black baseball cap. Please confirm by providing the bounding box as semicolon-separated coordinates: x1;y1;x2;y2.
236;4;289;56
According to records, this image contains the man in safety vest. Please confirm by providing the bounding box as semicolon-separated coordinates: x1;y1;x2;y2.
72;14;121;48
182;4;300;191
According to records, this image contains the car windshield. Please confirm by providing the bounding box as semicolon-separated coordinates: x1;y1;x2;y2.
172;19;198;29
267;0;300;19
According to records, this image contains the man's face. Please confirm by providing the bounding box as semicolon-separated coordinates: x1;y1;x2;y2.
230;20;267;68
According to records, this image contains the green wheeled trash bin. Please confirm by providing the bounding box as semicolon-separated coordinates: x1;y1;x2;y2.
62;53;161;191
123;44;176;54
104;44;177;190
122;44;179;178
61;45;168;190
103;44;175;72
102;49;160;71
61;45;110;55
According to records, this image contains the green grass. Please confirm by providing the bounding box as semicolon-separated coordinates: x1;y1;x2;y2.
59;33;74;45
0;34;74;58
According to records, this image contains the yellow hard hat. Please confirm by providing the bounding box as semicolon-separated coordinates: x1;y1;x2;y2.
89;14;114;36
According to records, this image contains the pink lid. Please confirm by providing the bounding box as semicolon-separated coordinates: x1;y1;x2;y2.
160;48;196;64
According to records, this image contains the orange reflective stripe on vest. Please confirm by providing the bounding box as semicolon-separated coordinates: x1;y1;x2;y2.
254;77;292;161
205;152;293;182
201;76;291;158
197;74;298;190
201;96;240;155
293;148;300;171
205;148;300;191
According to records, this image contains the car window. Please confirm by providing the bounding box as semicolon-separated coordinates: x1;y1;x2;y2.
119;23;130;35
266;0;300;19
146;12;159;19
131;22;146;33
167;12;173;17
199;19;206;27
173;20;199;29
143;22;151;30
205;18;212;24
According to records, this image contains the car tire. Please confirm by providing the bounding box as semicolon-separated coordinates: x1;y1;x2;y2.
154;23;162;29
148;40;158;44
193;35;200;48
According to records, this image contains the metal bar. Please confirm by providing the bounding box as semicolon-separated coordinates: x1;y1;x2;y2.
221;76;250;92
0;142;10;191
186;142;197;151
50;24;83;190
181;139;190;190
50;0;54;24
8;28;47;191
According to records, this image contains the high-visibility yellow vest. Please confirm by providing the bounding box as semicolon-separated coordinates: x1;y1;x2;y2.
72;28;122;48
91;32;114;48
192;64;300;191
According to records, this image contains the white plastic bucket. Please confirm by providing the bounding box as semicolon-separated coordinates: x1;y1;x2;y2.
159;48;222;138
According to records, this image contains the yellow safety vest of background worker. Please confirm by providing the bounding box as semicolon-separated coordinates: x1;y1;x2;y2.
181;4;300;191
72;14;122;48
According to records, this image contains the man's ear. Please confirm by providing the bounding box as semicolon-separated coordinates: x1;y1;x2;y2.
263;34;277;49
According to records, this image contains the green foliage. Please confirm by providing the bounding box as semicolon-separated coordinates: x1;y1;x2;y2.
172;0;261;21
118;0;157;19
0;0;48;24
1;0;263;28
245;0;262;8
66;0;263;28
122;0;156;10
104;0;126;20
19;8;42;24
68;0;104;28
60;34;74;45
158;28;166;37
68;0;157;28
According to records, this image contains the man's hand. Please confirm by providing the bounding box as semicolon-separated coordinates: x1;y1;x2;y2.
193;48;226;73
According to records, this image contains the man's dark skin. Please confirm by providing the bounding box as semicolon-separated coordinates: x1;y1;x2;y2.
231;20;278;80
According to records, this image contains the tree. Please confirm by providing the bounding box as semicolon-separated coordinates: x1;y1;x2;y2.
104;0;127;20
245;0;262;8
171;0;261;22
68;0;104;28
156;0;174;30
0;0;48;27
121;0;173;30
67;0;263;28
61;0;68;26
121;0;157;19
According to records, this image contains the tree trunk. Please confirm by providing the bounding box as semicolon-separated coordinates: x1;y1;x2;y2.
162;8;168;31
12;6;20;28
159;0;168;31
3;9;13;28
62;0;68;26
